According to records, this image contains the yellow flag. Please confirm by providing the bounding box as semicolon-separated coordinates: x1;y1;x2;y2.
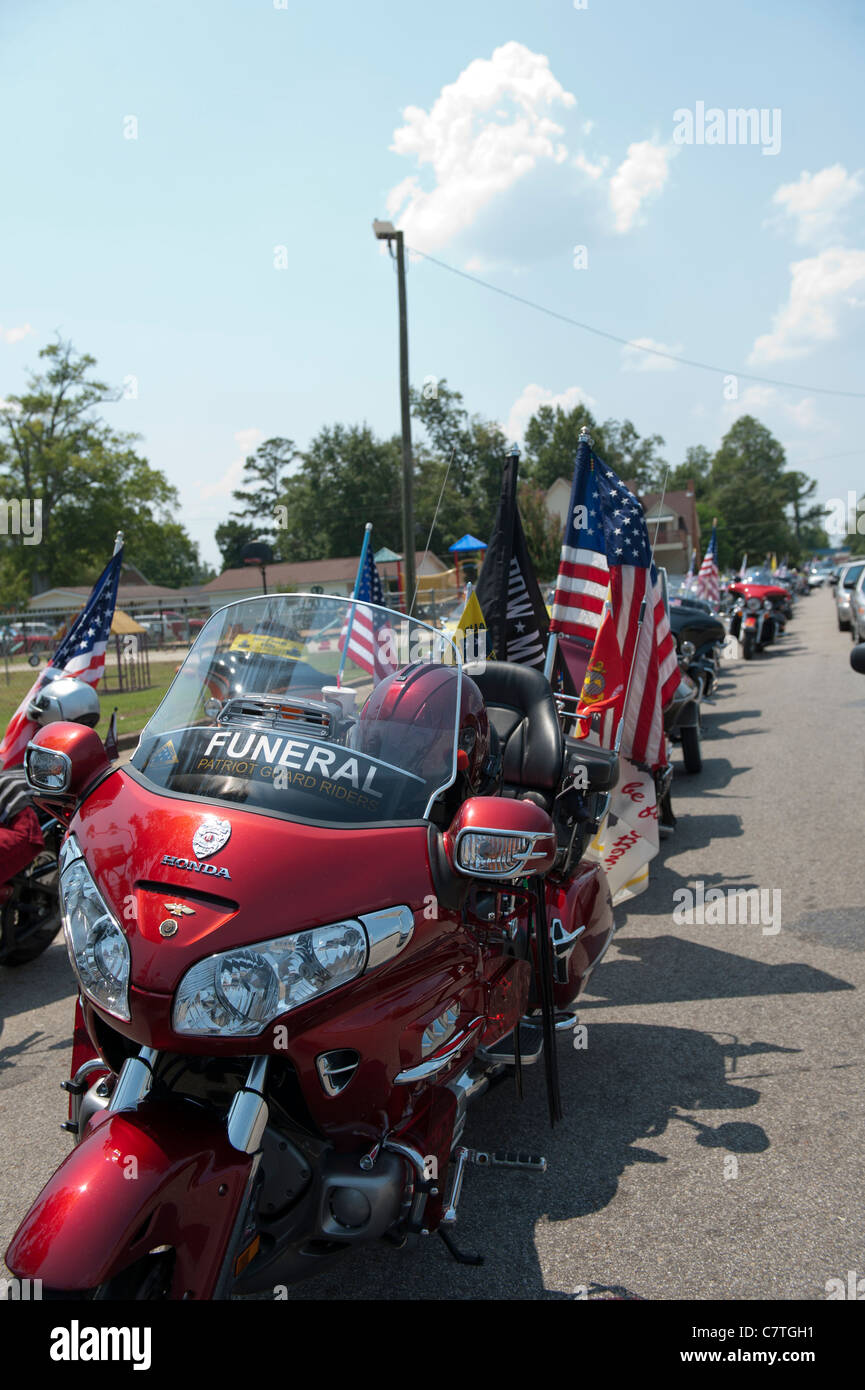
455;589;489;662
770;553;777;571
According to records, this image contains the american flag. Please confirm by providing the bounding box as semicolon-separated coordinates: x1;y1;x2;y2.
695;523;720;605
550;438;678;768
0;544;123;769
337;547;399;683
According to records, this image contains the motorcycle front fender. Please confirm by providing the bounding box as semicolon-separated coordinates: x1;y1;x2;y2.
5;1100;253;1299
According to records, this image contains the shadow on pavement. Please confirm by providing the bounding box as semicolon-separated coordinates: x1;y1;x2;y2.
276;1022;777;1301
580;935;853;1008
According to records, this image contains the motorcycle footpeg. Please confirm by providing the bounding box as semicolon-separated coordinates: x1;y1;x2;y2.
475;1019;544;1066
474;1150;547;1173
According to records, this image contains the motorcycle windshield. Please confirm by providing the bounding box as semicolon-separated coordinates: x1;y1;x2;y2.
131;594;463;825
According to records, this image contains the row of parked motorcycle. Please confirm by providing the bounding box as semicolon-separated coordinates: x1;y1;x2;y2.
660;564;800;792
0;567;803;1300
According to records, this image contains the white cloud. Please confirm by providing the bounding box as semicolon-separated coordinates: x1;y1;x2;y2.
749;247;865;362
505;382;596;444
720;385;829;433
771;164;863;245
386;42;576;251
609;140;672;233
0;323;34;344
573;150;607;180
620;336;682;372
198;427;263;501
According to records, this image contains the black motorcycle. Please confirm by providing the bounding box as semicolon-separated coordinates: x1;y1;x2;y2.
669;602;727;700
0;808;63;967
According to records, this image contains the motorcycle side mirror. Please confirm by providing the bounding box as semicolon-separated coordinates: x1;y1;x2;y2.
445;795;556;881
23;722;111;821
850;643;865;675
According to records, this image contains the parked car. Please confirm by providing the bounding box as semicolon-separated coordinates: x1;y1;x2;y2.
833;560;865;631
134;611;204;643
0;621;55;657
848;570;865;644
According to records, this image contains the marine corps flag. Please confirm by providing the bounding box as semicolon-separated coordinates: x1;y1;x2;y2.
472;446;549;668
572;608;626;742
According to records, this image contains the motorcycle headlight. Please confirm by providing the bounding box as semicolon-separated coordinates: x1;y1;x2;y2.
763;598;773;611
746;597;762;612
60;836;130;1021
173;920;369;1037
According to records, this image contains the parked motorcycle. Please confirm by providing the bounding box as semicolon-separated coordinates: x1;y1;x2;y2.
0;678;111;967
728;569;789;659
5;594;619;1300
669;603;726;701
0;807;62;966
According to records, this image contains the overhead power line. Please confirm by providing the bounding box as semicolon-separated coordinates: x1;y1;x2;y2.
407;245;865;401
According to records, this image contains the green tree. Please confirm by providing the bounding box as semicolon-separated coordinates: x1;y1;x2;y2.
0;339;208;592
517;481;563;581
664;444;712;496
411;381;509;553
706;416;796;569
522;402;666;492
229;437;298;557
782;471;829;555
276;424;404;560
215;519;259;571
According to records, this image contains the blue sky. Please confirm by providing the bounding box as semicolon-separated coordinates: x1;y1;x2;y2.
2;0;864;566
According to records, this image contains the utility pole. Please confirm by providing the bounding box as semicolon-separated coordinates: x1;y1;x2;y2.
373;220;416;613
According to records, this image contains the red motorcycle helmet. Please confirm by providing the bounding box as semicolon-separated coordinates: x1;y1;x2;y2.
356;661;491;795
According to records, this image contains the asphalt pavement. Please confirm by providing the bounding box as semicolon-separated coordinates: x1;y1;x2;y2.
1;586;862;1300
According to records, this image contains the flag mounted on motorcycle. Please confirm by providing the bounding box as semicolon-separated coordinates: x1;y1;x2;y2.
695;520;720;606
0;536;123;770
549;432;678;769
467;445;551;669
337;527;400;685
548;431;679;902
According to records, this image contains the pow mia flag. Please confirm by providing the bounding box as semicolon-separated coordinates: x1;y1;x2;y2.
473;445;549;668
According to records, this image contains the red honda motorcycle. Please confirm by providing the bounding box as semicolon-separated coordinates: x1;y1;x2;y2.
5;594;617;1300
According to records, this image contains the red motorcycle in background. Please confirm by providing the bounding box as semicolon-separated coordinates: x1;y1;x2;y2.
727;568;791;659
6;594;618;1300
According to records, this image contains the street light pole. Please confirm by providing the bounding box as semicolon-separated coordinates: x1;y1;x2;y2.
373;220;416;614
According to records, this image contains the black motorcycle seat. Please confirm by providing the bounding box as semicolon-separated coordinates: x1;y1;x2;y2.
471;662;564;799
563;737;620;792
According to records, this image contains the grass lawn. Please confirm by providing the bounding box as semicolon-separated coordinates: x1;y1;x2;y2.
0;666;175;741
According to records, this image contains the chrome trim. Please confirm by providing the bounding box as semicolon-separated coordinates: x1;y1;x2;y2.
442;1145;469;1224
421;1002;459;1057
59;834;84;874
382;1138;427;1182
360;905;414;971
109;1047;157;1113
453;826;553;880
447;1069;490;1145
551;919;586;952
315;1049;359;1097
24;742;72;794
227;1056;269;1154
394;1016;484;1084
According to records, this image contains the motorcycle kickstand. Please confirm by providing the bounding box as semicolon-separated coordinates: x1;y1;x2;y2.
438;1227;484;1267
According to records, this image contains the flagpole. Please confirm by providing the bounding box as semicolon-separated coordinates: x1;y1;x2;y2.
337;522;373;688
613;461;670;755
113;530;124;556
613;599;647;753
545;426;593;682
